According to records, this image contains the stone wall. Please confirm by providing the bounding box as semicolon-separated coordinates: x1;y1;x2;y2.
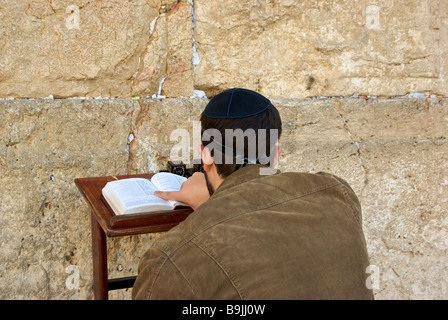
0;0;447;299
1;0;447;99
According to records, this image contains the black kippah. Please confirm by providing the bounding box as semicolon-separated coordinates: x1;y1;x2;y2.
202;88;271;119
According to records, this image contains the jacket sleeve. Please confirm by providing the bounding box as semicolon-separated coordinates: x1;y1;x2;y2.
132;247;197;300
318;172;363;227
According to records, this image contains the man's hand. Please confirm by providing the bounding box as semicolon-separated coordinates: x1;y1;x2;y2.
154;172;210;210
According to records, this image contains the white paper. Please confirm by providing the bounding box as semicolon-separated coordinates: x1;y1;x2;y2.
106;178;170;210
151;172;187;192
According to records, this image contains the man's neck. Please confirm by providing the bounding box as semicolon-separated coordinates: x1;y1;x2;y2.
205;164;225;195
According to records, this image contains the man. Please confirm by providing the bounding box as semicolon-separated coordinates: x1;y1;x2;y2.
132;88;374;299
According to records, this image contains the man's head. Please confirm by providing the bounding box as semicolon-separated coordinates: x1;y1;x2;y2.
199;88;282;194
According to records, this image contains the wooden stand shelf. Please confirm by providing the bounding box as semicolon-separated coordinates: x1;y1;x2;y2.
75;173;193;300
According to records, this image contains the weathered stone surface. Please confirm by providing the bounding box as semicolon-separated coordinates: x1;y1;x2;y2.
361;139;448;299
1;1;447;99
132;1;195;98
0;99;138;299
193;0;448;98
0;0;194;99
127;98;207;174
1;97;447;299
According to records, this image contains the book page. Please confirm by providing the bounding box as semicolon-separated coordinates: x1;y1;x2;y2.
107;178;171;210
151;172;187;192
151;173;188;207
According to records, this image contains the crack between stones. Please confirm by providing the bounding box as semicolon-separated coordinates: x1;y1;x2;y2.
331;103;369;196
126;100;154;174
130;56;143;92
189;0;200;68
130;1;183;97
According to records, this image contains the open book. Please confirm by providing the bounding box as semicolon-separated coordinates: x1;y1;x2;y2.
102;172;188;215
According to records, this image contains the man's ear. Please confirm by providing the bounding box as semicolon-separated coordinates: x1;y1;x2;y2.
198;144;214;172
274;144;281;167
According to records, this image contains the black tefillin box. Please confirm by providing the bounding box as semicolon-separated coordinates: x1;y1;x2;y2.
163;160;204;177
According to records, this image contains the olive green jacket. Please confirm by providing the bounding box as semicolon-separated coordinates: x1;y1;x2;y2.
132;165;374;299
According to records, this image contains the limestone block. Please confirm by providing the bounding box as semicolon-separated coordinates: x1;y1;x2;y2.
132;1;195;98
193;0;448;98
127;97;208;174
0;99;139;299
332;98;448;141
273;98;367;193
0;0;194;98
361;139;448;299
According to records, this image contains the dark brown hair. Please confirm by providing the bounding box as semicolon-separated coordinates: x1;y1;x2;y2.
200;104;282;179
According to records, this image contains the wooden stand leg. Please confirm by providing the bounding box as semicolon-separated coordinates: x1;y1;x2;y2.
91;211;108;300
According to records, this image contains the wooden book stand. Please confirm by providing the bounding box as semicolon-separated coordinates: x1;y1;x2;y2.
75;173;193;300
